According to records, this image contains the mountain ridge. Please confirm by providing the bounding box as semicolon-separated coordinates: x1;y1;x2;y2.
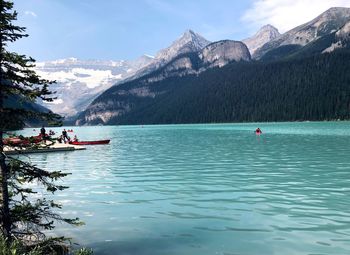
253;7;350;59
77;49;350;125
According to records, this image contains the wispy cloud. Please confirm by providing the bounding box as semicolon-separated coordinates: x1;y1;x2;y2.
242;0;350;33
24;10;37;17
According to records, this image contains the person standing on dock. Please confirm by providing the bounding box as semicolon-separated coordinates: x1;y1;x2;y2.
40;126;46;141
62;129;69;143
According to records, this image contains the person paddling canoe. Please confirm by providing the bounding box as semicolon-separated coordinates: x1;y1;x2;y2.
255;128;262;135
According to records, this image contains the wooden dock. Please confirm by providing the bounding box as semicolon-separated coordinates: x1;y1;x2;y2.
4;142;86;155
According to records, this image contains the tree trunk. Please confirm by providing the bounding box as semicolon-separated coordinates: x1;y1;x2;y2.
0;138;11;239
0;5;11;238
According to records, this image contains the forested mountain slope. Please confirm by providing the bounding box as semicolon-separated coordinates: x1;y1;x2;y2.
76;41;251;125
77;49;350;125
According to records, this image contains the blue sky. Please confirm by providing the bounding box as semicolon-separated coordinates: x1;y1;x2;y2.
9;0;350;61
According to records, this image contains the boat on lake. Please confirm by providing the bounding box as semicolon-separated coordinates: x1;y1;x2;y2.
69;139;110;145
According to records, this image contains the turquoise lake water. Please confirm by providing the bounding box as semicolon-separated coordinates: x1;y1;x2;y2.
20;122;350;255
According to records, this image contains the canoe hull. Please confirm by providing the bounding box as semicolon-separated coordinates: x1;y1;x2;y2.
69;139;110;145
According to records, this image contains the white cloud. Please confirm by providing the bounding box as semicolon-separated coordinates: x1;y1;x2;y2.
24;10;37;17
242;0;350;33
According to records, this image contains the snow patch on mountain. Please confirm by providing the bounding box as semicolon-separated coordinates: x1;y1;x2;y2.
36;68;123;89
35;56;154;116
45;98;64;105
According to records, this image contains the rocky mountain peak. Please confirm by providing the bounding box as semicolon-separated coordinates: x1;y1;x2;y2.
155;29;210;63
258;24;280;36
279;7;350;45
200;40;251;67
243;24;280;55
306;7;350;34
182;29;196;38
178;29;209;46
129;29;211;80
253;7;350;59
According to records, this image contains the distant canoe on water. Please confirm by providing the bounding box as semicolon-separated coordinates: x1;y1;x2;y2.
255;128;262;135
69;139;110;145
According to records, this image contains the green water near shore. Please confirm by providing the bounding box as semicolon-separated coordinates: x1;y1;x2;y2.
21;122;350;255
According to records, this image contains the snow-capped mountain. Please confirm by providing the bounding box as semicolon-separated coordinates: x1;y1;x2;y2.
37;30;210;117
243;25;280;55
35;56;153;116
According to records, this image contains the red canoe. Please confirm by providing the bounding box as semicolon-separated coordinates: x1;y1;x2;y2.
69;139;110;145
3;135;42;146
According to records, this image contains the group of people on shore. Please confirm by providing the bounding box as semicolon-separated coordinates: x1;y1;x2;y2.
39;126;78;143
57;129;78;143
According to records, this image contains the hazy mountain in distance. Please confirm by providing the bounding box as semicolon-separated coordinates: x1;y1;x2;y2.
243;24;280;55
35;56;154;116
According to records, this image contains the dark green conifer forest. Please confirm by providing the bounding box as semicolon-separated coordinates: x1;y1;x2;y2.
86;49;350;125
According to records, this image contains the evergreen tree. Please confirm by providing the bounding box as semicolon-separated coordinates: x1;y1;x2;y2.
0;0;80;252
